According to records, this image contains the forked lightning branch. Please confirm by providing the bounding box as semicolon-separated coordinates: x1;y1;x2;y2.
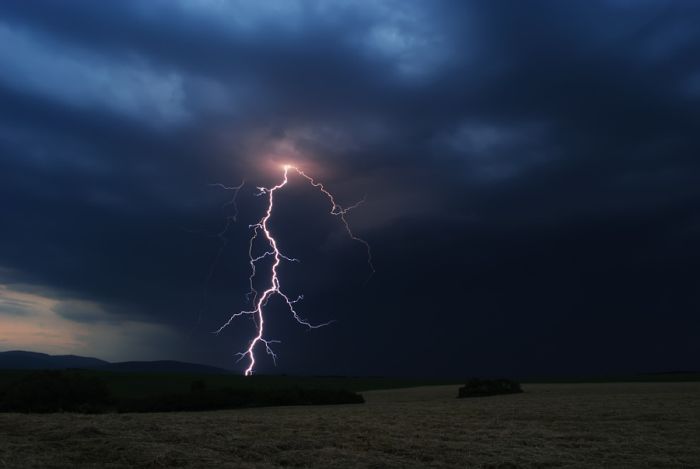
209;165;373;375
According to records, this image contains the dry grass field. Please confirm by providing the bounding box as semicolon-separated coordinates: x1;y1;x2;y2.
1;382;698;468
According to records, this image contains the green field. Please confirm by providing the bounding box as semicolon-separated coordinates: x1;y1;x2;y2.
0;370;466;398
1;369;697;399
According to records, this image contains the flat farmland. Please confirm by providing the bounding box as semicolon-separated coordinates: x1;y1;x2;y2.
1;382;698;468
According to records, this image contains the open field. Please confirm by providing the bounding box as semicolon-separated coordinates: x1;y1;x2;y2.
1;382;698;468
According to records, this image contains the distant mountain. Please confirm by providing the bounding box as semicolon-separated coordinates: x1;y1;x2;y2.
0;350;233;374
95;360;231;374
0;351;60;370
53;354;110;369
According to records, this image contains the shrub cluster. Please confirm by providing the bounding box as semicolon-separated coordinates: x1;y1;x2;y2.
457;377;523;398
0;371;364;413
116;386;364;413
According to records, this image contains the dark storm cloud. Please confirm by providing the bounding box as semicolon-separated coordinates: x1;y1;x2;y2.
0;1;698;376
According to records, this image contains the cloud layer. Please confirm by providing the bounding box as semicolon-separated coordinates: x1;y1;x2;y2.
1;1;698;376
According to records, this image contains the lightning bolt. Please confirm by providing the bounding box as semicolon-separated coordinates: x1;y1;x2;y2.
213;165;373;376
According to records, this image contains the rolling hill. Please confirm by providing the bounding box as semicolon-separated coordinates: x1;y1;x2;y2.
0;350;232;374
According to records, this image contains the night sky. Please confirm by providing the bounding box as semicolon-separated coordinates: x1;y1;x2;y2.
1;1;699;378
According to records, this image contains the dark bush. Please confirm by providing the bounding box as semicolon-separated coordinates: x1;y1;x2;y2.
0;371;364;414
457;377;523;398
190;379;207;393
0;370;111;413
115;386;364;413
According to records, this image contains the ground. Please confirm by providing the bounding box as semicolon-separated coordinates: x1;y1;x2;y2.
1;382;698;468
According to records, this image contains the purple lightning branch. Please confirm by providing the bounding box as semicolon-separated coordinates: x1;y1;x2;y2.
211;165;373;375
